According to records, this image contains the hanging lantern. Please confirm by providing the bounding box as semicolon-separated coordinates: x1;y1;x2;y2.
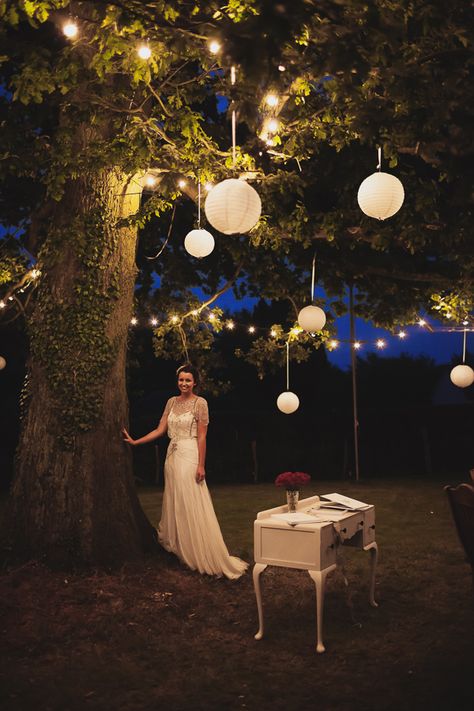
204;179;261;235
298;305;326;333
277;391;299;414
184;229;215;258
0;356;6;370
357;172;405;220
450;364;474;388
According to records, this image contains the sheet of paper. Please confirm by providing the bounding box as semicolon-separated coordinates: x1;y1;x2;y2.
320;492;371;510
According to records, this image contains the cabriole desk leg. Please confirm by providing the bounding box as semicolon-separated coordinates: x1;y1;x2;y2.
364;541;379;607
308;566;335;653
253;563;267;640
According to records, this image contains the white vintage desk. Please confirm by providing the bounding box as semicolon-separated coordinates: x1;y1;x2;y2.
253;495;378;653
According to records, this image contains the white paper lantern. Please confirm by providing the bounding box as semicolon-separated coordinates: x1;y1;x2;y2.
184;229;215;258
357;172;405;220
298;305;326;333
277;391;300;414
450;364;474;388
0;356;6;370
204;178;261;235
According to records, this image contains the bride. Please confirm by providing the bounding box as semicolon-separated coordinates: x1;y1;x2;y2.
122;364;248;580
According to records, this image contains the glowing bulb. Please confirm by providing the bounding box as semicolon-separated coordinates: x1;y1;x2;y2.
137;44;152;60
398;331;407;339
329;340;339;349
145;174;157;187
353;341;362;350
446;312;452;319
463;320;469;326
418;319;426;327
63;21;78;39
208;40;221;54
30;269;41;279
226;320;235;330
270;329;277;337
130;317;138;326
265;137;275;146
376;339;386;349
0;300;5;309
191;310;199;316
267;119;279;133
209;313;216;322
248;326;256;334
265;93;279;108
150;317;158;326
178;179;187;189
171;315;179;324
290;327;303;336
278;65;286;72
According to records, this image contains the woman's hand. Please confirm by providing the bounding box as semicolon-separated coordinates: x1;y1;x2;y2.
121;427;136;446
196;465;206;484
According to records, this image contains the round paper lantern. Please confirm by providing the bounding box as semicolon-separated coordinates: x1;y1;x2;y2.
450;364;474;388
277;391;300;414
357;172;405;220
204;179;261;235
298;305;326;333
184;229;215;258
0;356;6;370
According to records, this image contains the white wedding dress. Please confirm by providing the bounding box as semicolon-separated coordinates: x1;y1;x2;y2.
158;396;248;580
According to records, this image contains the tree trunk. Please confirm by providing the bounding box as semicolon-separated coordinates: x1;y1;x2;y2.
5;168;158;567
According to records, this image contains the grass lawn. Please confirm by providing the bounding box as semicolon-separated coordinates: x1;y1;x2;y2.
1;479;473;711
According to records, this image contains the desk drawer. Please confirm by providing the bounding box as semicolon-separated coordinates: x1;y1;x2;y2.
254;523;337;570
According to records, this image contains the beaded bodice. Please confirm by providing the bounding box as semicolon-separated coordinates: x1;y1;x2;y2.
165;396;209;441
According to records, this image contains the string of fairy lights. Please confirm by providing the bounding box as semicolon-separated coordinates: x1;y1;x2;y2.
127;310;473;353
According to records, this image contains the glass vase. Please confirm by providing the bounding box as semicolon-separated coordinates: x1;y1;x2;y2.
286;489;299;513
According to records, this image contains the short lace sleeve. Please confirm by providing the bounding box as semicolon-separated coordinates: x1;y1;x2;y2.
162;397;176;420
195;397;209;425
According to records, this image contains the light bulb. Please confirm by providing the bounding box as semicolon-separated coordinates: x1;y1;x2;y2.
63;21;78;39
145;174;157;187
267;119;279;133
137;45;152;60
178;179;187;189
209;40;221;54
265;93;279;108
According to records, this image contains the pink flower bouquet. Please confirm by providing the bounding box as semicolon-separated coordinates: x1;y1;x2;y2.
275;471;311;491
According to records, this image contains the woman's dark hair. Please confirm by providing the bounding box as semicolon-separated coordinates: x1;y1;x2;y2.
176;363;201;389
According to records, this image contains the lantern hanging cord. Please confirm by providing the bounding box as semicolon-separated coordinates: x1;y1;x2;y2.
377;146;382;171
286;340;290;390
462;328;467;363
197;180;201;228
311;253;316;302
231;65;236;167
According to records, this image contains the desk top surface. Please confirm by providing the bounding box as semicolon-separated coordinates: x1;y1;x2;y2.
255;495;374;530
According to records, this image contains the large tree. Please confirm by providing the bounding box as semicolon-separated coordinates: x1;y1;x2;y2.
0;0;472;565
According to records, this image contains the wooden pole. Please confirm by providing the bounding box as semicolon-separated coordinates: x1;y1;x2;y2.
349;285;360;481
